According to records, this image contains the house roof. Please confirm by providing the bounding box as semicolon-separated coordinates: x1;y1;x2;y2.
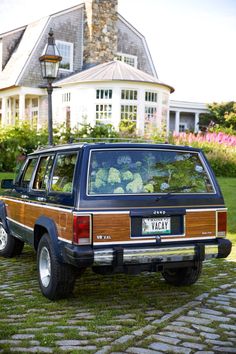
56;60;174;92
0;16;49;90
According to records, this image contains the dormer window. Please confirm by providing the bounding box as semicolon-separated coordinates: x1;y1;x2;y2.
116;53;137;68
55;40;73;71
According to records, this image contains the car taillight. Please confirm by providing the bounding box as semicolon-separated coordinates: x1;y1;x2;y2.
217;211;227;237
73;215;91;245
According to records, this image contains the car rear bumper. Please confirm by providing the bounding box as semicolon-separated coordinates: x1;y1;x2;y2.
64;238;232;268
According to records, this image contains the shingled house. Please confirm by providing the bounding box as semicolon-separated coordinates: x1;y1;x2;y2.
0;0;207;135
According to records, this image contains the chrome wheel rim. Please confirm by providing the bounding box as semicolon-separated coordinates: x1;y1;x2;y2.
0;224;8;251
39;246;51;287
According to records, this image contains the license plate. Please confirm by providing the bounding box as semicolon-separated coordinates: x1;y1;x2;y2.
142;217;171;235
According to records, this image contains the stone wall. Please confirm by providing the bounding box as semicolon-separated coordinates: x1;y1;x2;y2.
83;0;118;67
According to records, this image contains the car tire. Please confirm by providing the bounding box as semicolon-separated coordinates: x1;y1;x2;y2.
0;222;24;258
37;233;77;300
161;262;202;286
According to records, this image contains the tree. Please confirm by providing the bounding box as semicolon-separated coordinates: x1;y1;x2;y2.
199;101;236;131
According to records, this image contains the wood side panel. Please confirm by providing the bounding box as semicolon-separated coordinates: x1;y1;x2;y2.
0;197;25;225
186;211;216;237
24;203;73;241
93;214;130;242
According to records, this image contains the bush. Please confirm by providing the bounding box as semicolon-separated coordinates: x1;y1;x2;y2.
0;123;48;172
170;131;236;177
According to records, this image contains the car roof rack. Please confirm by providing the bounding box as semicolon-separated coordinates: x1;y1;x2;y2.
68;137;158;144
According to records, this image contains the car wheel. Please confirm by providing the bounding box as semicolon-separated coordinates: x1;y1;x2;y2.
0;222;24;257
37;233;77;300
161;262;202;286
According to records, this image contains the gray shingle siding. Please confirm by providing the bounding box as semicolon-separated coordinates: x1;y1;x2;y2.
19;6;84;87
117;17;154;76
1;28;25;70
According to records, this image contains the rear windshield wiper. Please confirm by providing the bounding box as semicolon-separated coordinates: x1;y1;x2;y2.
156;185;193;202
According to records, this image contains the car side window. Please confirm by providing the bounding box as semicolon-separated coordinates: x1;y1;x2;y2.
19;158;38;188
33;155;54;190
50;153;77;193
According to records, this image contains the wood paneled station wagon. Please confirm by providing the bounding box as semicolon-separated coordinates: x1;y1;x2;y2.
0;143;232;300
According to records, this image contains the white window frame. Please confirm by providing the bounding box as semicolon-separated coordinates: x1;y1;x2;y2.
116;52;138;68
120;104;137;122
96;104;112;123
145;91;158;103
55;40;73;72
121;89;138;101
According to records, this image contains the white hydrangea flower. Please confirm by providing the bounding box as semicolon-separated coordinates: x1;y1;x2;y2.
117;155;132;165
160;182;169;191
195;165;203;173
175;154;184;161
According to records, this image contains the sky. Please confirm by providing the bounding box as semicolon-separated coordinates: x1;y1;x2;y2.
0;0;236;103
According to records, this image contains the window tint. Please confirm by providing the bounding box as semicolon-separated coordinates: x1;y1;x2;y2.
51;153;77;193
33;155;54;190
88;150;214;195
20;158;38;188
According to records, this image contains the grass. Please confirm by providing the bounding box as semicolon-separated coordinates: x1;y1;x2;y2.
0;173;235;353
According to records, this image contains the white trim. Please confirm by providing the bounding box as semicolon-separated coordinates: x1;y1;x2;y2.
116;52;138;68
7;217;33;232
56;40;74;72
58;237;73;244
2;197;73;213
93;235;217;246
16;17;50;85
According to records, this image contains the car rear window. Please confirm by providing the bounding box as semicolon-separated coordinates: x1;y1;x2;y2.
87;149;214;195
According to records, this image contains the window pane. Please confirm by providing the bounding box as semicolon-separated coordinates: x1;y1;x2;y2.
121;90;137;101
20;158;38;188
88;150;214;195
56;41;73;71
33;156;54;190
120;105;137;121
51;153;77;193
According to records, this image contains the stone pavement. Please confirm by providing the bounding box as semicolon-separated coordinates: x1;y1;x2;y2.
0;253;235;353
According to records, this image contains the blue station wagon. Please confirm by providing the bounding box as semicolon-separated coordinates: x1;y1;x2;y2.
0;142;232;299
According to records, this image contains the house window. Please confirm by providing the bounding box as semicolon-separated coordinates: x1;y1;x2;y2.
62;93;71;103
96;89;112;100
96;104;112;122
121;90;137;101
121;105;137;122
56;41;73;71
116;53;137;68
145;91;157;103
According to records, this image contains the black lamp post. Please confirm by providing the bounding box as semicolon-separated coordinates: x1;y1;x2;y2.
39;28;62;145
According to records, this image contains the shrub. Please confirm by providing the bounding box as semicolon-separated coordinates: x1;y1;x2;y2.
170;131;236;177
0;123;48;172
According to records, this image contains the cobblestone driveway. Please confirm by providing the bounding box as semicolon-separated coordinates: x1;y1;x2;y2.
0;249;235;354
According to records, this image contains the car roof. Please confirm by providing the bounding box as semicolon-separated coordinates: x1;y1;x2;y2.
28;141;201;156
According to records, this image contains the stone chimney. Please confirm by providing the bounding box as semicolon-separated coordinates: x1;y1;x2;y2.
83;0;118;67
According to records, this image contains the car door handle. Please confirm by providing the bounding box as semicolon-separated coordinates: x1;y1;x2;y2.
21;195;29;199
36;197;46;202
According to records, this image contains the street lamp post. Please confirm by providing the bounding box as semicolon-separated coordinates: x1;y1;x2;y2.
39;28;62;145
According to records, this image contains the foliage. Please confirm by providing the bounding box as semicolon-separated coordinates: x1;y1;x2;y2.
200;101;236;132
119;119;137;137
171;131;236;177
0;123;48;172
